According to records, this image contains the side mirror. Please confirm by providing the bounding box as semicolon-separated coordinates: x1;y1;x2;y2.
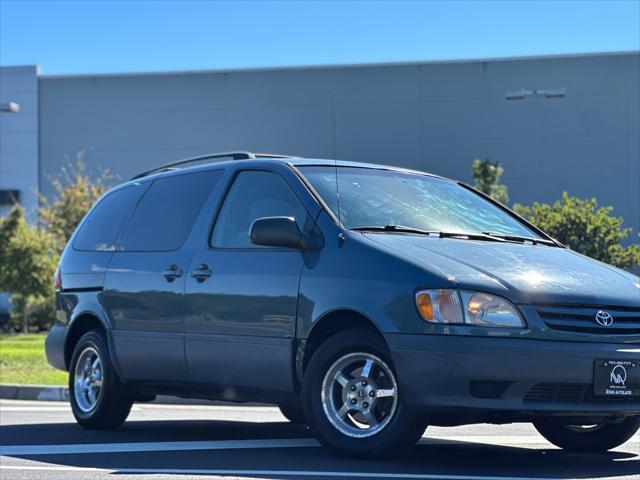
250;216;309;249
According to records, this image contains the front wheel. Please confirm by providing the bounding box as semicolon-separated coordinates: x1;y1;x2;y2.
534;416;640;453
302;328;425;457
69;331;134;429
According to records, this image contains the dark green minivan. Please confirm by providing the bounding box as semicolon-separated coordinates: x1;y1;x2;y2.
46;152;640;456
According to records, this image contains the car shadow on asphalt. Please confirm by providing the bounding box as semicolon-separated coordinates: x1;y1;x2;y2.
0;419;638;479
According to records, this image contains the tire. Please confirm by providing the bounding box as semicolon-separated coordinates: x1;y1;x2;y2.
534;416;640;453
302;328;425;457
278;405;307;424
69;331;134;429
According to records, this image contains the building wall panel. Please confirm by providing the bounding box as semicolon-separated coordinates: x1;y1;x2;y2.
32;53;640;240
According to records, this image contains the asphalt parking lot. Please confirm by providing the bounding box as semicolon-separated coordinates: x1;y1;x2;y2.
0;399;638;480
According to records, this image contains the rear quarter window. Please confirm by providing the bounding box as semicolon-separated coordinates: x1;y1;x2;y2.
73;184;146;252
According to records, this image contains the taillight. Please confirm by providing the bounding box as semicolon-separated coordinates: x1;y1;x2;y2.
54;266;62;291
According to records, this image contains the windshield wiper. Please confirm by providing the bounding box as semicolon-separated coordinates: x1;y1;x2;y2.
350;225;434;236
433;231;509;242
350;225;558;246
481;232;558;247
350;226;507;243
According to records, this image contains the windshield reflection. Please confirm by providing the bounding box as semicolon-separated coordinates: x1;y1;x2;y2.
299;166;540;239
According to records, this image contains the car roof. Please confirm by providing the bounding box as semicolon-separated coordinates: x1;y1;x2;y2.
124;154;450;190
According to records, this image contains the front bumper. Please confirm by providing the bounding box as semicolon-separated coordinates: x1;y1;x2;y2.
385;334;640;419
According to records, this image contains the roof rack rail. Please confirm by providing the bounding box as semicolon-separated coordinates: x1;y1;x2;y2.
131;151;295;180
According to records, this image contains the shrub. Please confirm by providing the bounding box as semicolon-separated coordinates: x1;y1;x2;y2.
515;192;640;271
39;156;112;250
0;206;58;332
471;158;509;205
1;156;113;331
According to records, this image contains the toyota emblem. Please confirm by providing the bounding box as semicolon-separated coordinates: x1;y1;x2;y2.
595;310;613;327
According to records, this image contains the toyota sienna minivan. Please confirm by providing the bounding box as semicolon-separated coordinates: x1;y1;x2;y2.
46;152;640;456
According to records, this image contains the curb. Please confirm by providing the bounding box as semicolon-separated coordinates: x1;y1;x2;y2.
0;384;266;406
0;384;69;401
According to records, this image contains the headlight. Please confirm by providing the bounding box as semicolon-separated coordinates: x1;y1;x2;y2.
415;289;525;328
459;291;525;327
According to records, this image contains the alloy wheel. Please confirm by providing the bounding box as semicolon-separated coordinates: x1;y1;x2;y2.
321;352;398;438
73;346;103;413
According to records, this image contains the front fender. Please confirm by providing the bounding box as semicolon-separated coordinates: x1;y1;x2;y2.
297;216;450;339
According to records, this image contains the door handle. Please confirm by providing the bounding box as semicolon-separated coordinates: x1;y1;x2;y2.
190;264;212;283
162;264;183;282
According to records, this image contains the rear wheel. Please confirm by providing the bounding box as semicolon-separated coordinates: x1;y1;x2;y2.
69;331;133;429
278;405;306;424
302;328;425;457
534;416;640;452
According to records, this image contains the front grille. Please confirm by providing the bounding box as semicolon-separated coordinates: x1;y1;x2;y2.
536;304;640;335
524;383;584;402
524;383;640;405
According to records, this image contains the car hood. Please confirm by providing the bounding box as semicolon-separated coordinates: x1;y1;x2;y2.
363;233;640;306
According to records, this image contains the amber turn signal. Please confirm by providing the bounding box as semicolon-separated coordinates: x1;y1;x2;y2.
416;292;434;321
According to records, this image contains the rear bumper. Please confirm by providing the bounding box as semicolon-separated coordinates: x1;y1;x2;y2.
385;334;640;420
45;324;69;372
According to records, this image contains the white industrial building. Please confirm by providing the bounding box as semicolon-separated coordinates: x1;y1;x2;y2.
1;51;638;236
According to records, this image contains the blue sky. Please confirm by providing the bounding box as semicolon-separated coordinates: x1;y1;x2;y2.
1;1;639;75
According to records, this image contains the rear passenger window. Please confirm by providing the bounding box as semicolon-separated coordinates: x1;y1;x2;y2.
74;185;145;251
118;170;223;252
211;170;308;248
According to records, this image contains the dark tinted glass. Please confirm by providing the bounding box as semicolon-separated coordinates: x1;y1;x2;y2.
73;185;145;251
119;170;223;252
211;170;307;248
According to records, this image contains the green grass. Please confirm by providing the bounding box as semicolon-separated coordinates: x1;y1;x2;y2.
0;333;67;385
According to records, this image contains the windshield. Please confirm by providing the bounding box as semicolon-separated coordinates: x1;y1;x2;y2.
299;166;539;238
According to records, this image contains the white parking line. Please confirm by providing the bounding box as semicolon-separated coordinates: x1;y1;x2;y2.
0;407;73;412
0;399;278;412
0;438;320;455
0;435;553;456
0;464;581;480
422;435;548;445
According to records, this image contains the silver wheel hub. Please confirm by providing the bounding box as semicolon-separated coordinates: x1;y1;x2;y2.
321;352;398;438
73;346;103;413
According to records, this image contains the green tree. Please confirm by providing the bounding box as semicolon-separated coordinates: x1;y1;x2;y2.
39;156;112;250
471;158;509;205
1;156;113;331
0;206;58;332
515;192;640;271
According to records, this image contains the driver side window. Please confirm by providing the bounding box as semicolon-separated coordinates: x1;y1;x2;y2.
211;170;308;248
